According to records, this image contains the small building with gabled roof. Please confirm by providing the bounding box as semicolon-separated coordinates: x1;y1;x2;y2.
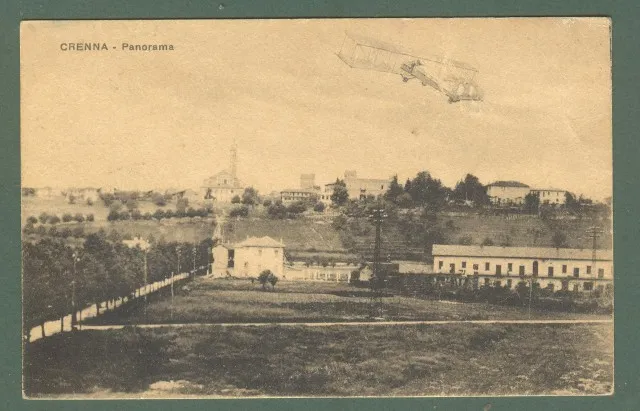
211;235;285;278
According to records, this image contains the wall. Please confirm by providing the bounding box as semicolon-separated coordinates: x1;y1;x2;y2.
234;246;284;278
487;186;530;205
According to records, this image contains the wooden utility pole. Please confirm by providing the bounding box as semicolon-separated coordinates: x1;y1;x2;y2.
368;204;388;317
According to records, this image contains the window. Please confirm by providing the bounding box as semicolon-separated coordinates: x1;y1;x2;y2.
598;268;605;278
507;263;513;272
495;280;501;287
473;264;479;270
519;265;525;276
461;261;467;268
485;262;490;271
586;266;592;275
438;261;443;269
562;265;567;274
573;267;580;278
274;250;279;256
548;266;554;277
583;282;594;291
484;278;490;285
546;283;555;292
506;279;512;288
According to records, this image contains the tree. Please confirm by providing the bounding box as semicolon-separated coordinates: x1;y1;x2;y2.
73;213;85;223
38;212;49;224
481;237;495;246
330;179;349;206
524;192;540;214
241;187;260;206
125;198;139;211
229;205;249;218
231;195;241;204
86;214;95;222
286;201;307;217
48;215;61;225
313;201;325;212
153;209;166;220
62;213;73;223
452;174;489;206
384;175;404;204
552;231;569;248
152;193;167;207
257;269;278;290
176;197;189;214
407;171;448;210
267;201;288;219
564;192;580;214
263;199;272;207
26;216;38;225
107;210;120;221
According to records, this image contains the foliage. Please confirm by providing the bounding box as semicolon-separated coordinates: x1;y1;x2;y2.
286;201;307;217
27;216;38;225
22;234;212;338
481;237;495;246
231;195;241;204
524;192;540;214
267;201;288;219
384;175;405;204
330;179;349;207
241;187;260;206
257;270;278;290
313;202;325;212
229;205;250;218
406;171;448;210
552;231;569;248
452;174;490;206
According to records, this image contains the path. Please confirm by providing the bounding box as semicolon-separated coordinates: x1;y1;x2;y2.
78;318;613;331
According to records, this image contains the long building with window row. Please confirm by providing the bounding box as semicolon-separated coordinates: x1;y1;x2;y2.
432;244;613;293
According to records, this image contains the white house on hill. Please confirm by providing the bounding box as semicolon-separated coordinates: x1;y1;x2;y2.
211;236;285;278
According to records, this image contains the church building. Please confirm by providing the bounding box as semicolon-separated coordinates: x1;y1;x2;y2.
201;142;245;203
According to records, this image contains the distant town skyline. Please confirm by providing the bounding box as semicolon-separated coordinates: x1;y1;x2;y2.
21;19;612;200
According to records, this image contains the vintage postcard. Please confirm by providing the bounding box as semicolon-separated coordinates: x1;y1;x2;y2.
20;18;612;398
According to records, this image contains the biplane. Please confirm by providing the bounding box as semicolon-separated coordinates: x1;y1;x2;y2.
337;32;482;103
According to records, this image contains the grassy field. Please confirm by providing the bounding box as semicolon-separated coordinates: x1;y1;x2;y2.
85;278;611;325
24;322;613;397
223;217;344;251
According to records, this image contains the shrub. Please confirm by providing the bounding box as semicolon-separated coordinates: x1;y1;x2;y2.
231;195;241;204
62;213;73;223
73;213;85;223
26;216;38;225
257;270;278;290
267;201;288;219
119;211;131;220
481;237;494;246
164;209;174;219
229;205;249;218
287;201;307;217
38;213;49;224
47;215;60;225
263;199;272;207
131;209;142;220
143;212;153;220
153;209;165;220
86;214;95;222
59;228;73;238
107;210;120;221
72;227;85;238
313;202;326;212
152;193;167;206
35;225;47;236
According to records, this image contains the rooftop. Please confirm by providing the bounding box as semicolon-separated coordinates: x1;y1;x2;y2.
234;236;285;248
487;181;530;188
432;244;612;261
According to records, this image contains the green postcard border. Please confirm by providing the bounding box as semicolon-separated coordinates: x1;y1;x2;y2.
1;1;639;410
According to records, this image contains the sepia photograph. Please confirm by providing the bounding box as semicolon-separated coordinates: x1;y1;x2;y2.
20;18;613;398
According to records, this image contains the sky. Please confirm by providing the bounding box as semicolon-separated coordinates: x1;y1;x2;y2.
21;18;612;200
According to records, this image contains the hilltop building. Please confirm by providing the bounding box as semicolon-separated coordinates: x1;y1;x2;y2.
201;141;245;203
432;244;613;293
320;171;391;203
486;181;530;205
280;173;321;204
530;188;567;205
